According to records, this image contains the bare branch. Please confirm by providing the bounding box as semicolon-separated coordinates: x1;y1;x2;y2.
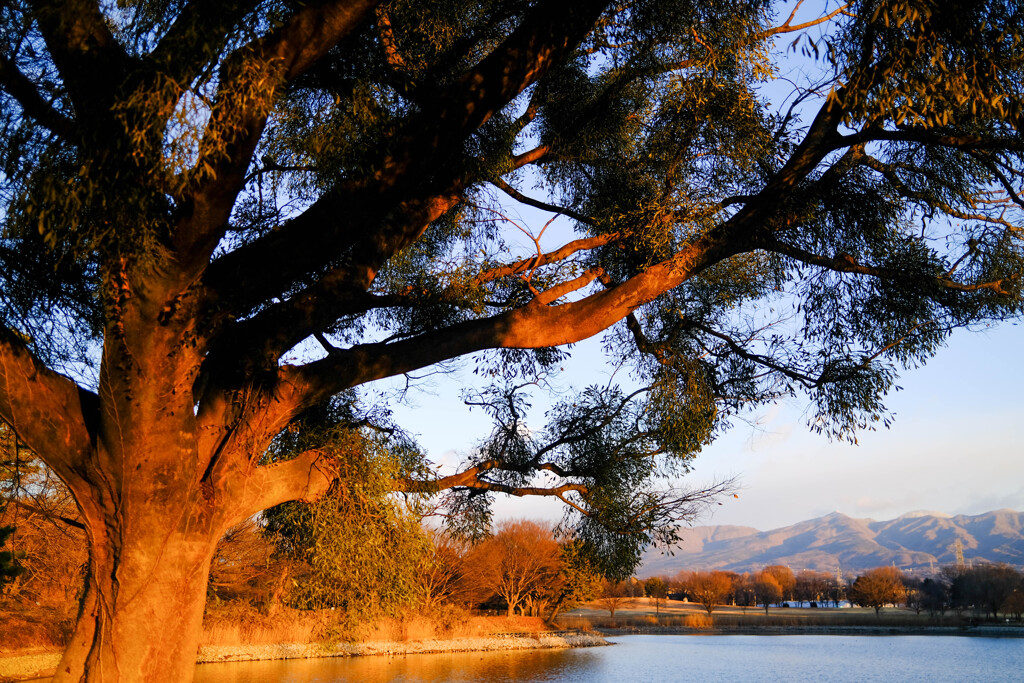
491;178;595;225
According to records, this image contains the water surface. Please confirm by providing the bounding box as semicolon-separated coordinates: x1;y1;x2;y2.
192;635;1024;682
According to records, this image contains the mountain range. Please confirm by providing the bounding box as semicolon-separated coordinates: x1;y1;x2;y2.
640;509;1024;576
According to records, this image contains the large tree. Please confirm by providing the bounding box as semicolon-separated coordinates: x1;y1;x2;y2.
1;0;1023;680
849;565;905;615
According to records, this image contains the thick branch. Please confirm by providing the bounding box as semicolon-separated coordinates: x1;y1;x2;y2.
394;464;588;499
287;224;741;406
473;233;619;285
175;0;379;262
200;0;608;325
200;192;461;387
0;328;97;485
755;2;851;41
228;449;338;521
0;54;75;136
30;0;132;116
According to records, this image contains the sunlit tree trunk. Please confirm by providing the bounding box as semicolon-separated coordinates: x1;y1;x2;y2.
55;530;217;683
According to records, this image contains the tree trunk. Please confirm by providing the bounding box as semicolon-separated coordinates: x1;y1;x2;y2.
53;527;218;683
544;595;565;625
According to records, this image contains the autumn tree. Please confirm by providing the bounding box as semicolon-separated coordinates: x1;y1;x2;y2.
465;519;560;617
754;571;783;615
762;565;796;604
849;566;905;616
733;573;757;612
962;563;1022;619
418;529;474;610
680;570;734;615
2;1;1024;680
795;570;830;606
917;577;951;616
541;539;603;623
598;579;631;618
1005;587;1024;621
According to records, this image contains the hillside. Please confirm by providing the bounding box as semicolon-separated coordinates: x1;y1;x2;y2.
641;509;1024;576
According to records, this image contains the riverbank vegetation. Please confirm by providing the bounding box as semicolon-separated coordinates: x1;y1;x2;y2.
593;561;1024;626
559;597;1024;634
1;456;599;654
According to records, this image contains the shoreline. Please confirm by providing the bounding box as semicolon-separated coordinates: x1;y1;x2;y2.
597;624;1024;638
6;624;1024;680
0;632;608;681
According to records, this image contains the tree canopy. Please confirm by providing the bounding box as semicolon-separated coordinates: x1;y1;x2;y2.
1;1;1023;680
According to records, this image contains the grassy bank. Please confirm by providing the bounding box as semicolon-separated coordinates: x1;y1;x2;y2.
556;598;1024;635
1;600;558;656
1;602;598;681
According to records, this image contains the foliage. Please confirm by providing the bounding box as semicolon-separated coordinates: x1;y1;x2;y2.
679;570;733;615
262;399;431;624
0;422;83;602
0;505;25;589
848;566;905;615
463;519;561;617
543;539;603;621
754;571;783;613
762;565;796;602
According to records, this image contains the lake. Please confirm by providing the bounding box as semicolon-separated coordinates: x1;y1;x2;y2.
192;634;1024;682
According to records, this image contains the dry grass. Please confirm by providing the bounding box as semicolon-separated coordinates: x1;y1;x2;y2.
200;600;553;648
201;603;327;646
561;598;976;631
0;604;76;652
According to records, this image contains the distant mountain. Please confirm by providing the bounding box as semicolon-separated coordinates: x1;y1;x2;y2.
640;509;1024;576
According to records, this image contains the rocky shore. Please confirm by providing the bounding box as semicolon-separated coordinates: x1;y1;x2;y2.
196;630;608;663
0;632;608;681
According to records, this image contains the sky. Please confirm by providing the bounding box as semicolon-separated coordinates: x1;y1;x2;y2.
383;1;1024;534
387;316;1023;533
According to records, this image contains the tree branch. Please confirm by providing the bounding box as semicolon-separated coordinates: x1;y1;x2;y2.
227;449;338;521
473;233;619;285
29;0;133;116
174;0;380;263
7;498;85;530
762;236;1020;295
491;178;595;225
0;54;75;136
0;328;98;488
147;1;263;88
286;222;741;407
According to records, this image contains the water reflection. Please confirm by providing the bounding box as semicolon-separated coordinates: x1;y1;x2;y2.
193;646;604;683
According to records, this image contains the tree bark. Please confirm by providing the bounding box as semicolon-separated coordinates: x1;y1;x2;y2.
53;524;218;682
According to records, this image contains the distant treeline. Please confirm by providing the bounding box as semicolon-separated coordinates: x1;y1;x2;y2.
611;564;1024;619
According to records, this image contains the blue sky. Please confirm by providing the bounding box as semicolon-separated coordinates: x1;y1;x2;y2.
387;314;1023;532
